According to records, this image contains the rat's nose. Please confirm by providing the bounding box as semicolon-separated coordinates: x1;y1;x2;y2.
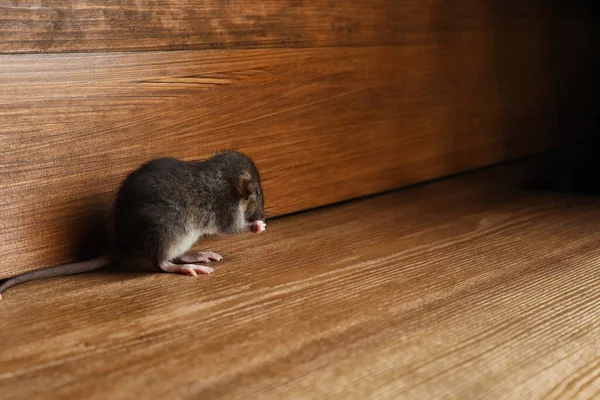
251;220;266;233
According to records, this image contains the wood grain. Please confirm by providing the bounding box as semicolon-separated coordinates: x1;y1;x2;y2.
0;0;505;54
0;42;557;277
1;160;599;399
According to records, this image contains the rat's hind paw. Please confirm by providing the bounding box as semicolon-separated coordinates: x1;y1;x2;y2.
160;261;215;276
178;265;215;276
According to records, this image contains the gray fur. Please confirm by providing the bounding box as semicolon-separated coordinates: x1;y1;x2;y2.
114;151;265;268
0;151;265;298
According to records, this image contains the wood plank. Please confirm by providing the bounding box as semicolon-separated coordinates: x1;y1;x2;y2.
1;159;599;399
0;42;557;277
0;0;542;54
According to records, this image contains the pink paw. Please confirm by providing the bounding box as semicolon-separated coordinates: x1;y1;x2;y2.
251;220;266;233
160;261;215;276
179;265;214;276
174;252;223;264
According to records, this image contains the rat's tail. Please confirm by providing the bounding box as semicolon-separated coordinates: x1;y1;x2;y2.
0;255;111;300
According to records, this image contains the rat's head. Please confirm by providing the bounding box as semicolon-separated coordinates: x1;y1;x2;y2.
212;151;265;234
234;170;265;232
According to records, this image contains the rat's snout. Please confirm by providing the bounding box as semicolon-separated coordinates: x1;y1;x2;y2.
251;220;266;233
246;206;265;225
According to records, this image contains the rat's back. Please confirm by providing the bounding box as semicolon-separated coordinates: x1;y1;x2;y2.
113;158;202;257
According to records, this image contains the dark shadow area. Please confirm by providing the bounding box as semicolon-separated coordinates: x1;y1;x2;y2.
73;204;112;261
494;0;599;194
540;0;600;194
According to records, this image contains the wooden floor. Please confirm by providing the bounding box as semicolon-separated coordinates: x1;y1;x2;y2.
1;160;600;399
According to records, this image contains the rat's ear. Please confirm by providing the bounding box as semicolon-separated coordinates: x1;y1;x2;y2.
236;172;255;199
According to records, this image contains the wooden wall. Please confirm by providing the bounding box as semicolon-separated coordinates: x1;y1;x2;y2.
1;1;557;277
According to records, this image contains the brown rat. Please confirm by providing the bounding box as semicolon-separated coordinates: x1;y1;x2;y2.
0;151;266;299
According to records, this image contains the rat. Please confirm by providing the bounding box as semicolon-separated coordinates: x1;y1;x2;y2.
0;151;266;299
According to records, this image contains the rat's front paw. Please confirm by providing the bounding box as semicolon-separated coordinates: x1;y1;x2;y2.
175;252;223;264
251;220;266;233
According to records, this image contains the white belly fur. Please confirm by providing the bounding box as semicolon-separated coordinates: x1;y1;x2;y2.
166;219;219;260
167;229;201;260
